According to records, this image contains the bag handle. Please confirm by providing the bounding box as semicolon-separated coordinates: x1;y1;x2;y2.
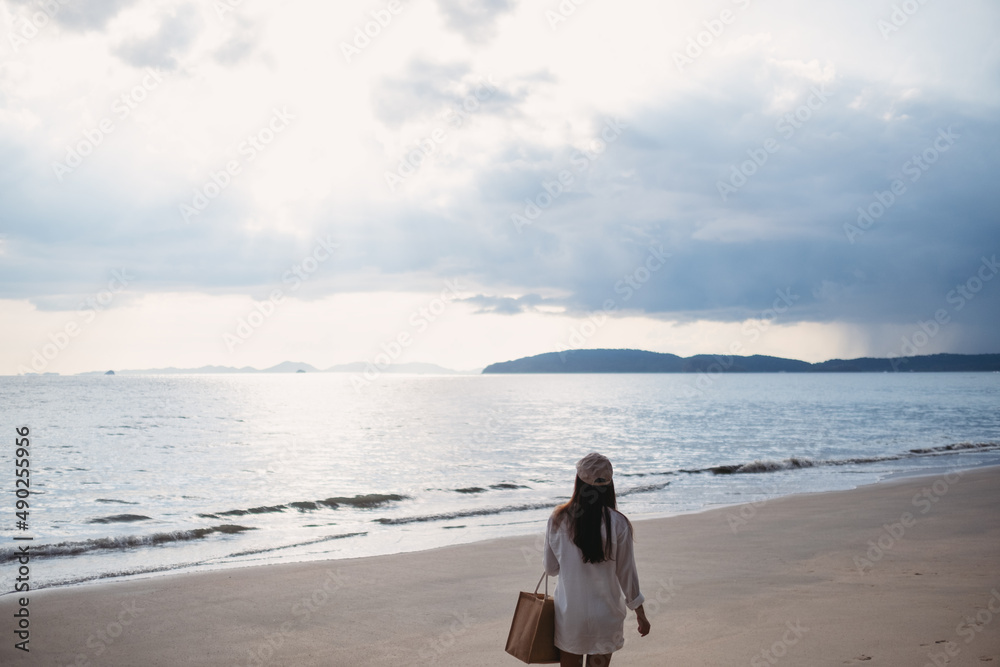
533;572;549;597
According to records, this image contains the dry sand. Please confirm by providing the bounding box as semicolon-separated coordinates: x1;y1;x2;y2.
3;466;999;666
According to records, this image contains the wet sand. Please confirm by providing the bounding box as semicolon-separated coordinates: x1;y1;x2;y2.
2;466;999;666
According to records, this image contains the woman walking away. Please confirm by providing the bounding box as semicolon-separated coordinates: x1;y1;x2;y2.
544;453;650;667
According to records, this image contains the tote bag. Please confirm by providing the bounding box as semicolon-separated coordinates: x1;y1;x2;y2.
504;573;560;664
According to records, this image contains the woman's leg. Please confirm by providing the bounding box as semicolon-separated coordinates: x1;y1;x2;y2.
585;654;612;667
560;651;584;667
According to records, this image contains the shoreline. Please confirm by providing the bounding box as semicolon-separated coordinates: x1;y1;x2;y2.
3;465;999;665
10;458;1000;595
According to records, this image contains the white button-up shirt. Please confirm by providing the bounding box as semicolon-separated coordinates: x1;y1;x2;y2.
543;509;645;655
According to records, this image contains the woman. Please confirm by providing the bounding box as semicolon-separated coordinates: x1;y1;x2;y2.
544;453;651;667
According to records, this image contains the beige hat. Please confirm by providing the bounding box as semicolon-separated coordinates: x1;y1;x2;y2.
576;452;613;486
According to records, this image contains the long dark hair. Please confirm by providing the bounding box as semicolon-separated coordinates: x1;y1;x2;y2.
553;476;632;564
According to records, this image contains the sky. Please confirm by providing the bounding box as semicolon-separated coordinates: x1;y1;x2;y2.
0;0;998;375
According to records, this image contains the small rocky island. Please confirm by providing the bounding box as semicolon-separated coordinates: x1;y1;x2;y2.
482;349;1000;373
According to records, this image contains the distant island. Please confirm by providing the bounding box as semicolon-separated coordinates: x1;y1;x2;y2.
33;351;999;377
482;349;1000;374
74;361;474;376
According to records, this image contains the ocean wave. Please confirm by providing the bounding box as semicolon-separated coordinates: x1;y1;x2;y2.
375;502;555;526
19;442;996;566
41;559;211;590
212;505;286;517
198;493;408;519
319;494;408;508
621;471;676;478
701;441;1000;476
223;531;368;558
0;524;256;563
618;481;671;496
908;441;999;454
377;482;669;526
708;457;818;475
436;483;530;494
87;514;152;524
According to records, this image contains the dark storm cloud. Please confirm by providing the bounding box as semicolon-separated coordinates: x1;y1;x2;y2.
361;63;1000;349
505;110;998;330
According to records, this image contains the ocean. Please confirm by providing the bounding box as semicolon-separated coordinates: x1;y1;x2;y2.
2;372;998;591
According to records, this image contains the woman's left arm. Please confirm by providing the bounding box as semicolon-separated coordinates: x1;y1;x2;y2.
614;516;645;610
634;604;651;636
543;515;560;576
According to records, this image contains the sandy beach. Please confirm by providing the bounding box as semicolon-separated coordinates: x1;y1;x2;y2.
3;465;999;666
